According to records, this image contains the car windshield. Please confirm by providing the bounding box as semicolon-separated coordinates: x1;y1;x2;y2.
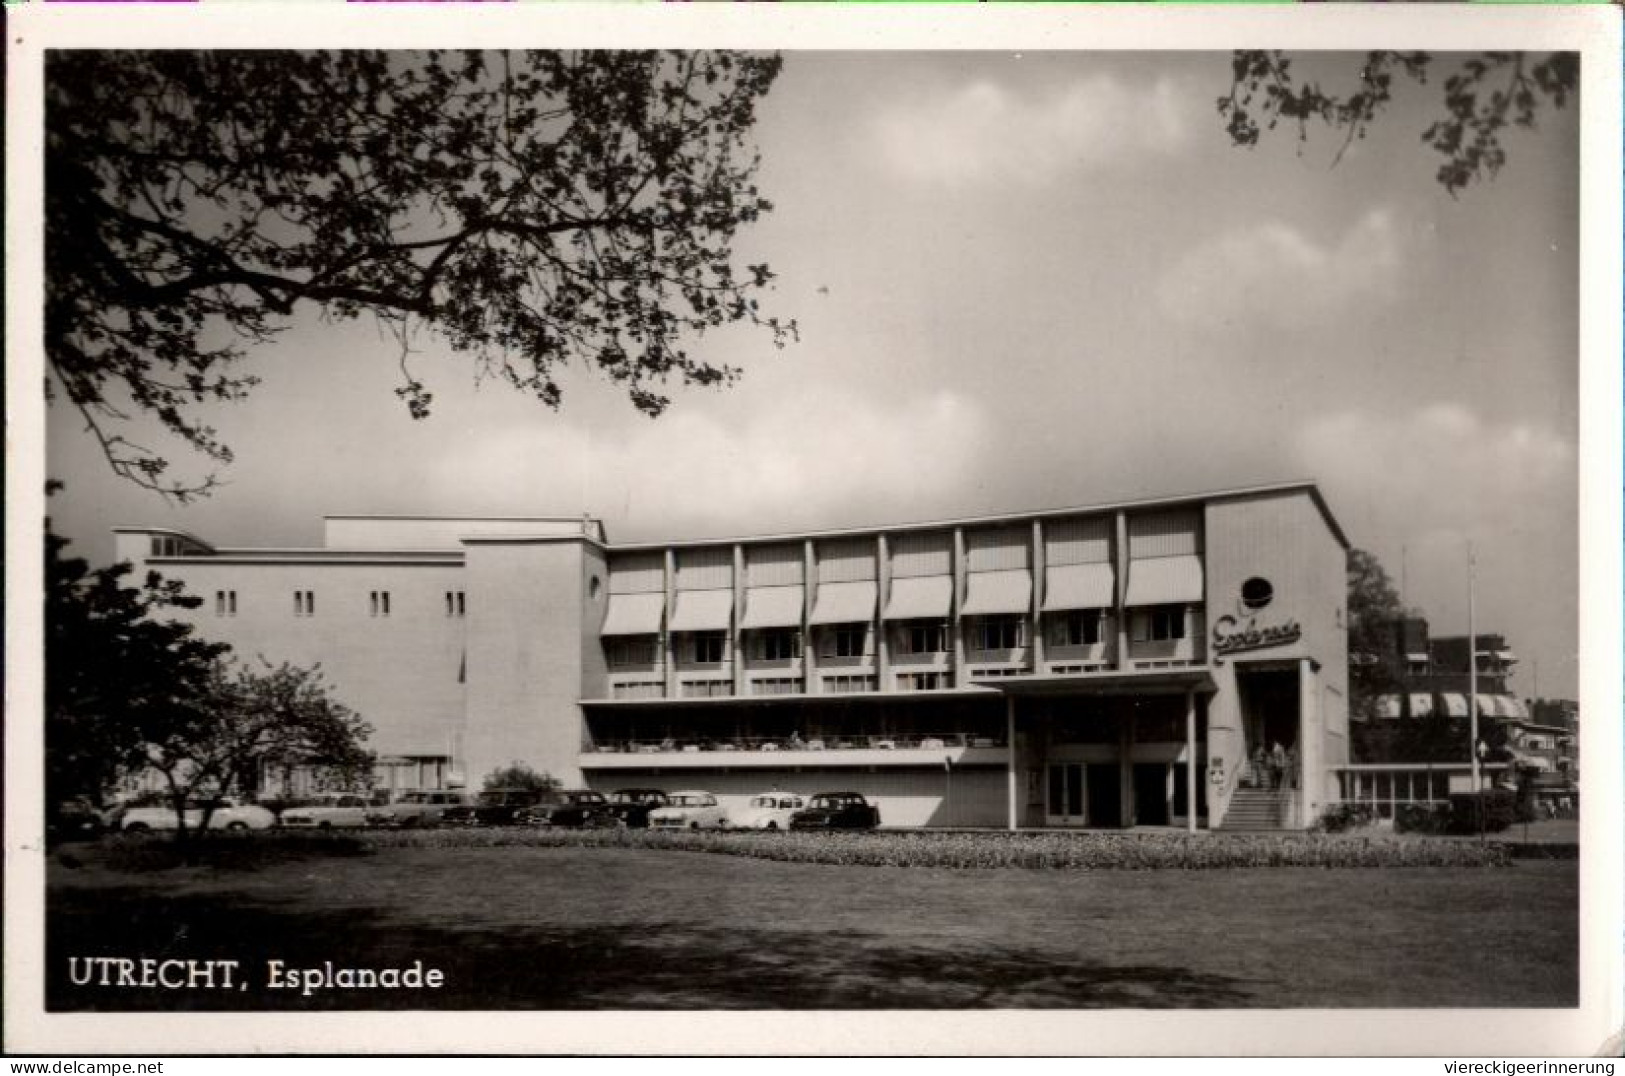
671;795;714;807
568;792;605;804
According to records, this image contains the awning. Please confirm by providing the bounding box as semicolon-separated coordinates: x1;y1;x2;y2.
961;569;1032;616
1405;652;1429;663
600;591;665;636
807;580;877;626
1376;694;1402;720
883;575;953;621
1478;694;1515;719
1124;554;1204;606
1496;649;1518;663
740;585;804;630
669;588;733;632
1409;693;1436;718
1440;693;1469;717
1042;562;1115;612
1502;696;1529;719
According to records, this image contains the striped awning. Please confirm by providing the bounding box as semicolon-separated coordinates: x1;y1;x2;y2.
884;575;953;620
600;591;665;636
1124;554;1204;606
1439;693;1470;718
1376;694;1403;720
669;588;733;632
961;570;1032;616
807;580;877;626
1409;693;1436;718
1042;562;1115;612
740;585;804;630
1502;696;1529;719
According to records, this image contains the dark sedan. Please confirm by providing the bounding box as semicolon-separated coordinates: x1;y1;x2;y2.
516;789;615;828
600;789;670;829
789;792;881;830
441;788;544;827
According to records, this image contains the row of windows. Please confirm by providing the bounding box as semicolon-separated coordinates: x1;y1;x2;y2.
603;612;1131;664
212;590;468;618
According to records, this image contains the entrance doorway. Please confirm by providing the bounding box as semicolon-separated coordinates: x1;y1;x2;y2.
1238;666;1301;784
1046;763;1086;826
1086;763;1121;827
1134;763;1170;826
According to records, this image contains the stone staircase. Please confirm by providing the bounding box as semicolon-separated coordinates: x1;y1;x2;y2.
1219;785;1294;832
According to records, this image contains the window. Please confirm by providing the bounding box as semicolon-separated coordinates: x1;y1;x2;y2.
974;616;1025;651
751;677;801;696
150;536;184;557
215;590;237;617
445;591;466;617
1050;610;1103;647
606;636;659;667
688;632;726;664
900;671;945;692
293;590;315;617
823;673;875;693
681;679;731;698
902;622;949;655
829;624;867;659
371;591;391;617
1133;605;1185;642
612;681;665;700
756;629;801;662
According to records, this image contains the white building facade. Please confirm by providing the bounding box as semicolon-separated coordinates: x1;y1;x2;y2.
115;481;1350;830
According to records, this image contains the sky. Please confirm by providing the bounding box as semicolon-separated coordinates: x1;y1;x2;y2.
44;50;1583;700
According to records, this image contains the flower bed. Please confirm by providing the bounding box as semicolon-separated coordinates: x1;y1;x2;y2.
350;826;1513;870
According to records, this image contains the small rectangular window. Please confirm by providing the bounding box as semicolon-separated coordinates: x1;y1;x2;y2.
380;591;390;616
904;622;948;655
370;592;378;617
216;591;225;617
1149;606;1185;641
975;617;1025;651
830;625;866;659
756;629;801;662
456;591;465;617
446;592;454;617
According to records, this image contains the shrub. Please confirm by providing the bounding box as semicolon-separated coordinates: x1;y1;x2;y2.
1314;802;1376;833
1447;790;1517;834
353;826;1512;869
1394;802;1451;835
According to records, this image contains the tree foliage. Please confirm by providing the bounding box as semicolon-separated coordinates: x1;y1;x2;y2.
480;762;561;797
1219;51;1578;196
1346;547;1408;723
141;659;375;841
45;522;228;806
47;50;795;498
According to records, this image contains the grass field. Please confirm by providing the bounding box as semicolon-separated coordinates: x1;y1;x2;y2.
47;844;1578;1011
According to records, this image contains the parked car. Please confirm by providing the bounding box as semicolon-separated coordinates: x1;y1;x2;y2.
516;789;615;828
789;792;881;830
441;787;546;827
280;793;373;830
364;789;471;828
600;788;671;829
49;797;107;843
648;790;730;830
730;792;808;830
119;797;278;833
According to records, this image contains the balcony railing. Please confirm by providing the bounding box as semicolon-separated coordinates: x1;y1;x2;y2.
587;731;1006;754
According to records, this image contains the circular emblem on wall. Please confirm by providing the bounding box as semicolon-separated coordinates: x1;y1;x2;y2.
1240;576;1273;612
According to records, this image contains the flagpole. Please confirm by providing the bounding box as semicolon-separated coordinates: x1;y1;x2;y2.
1468;542;1479;795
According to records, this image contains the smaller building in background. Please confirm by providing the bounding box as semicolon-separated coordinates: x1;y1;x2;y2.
1363;617;1526;723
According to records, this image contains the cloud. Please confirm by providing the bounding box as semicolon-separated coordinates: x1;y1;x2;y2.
872;74;1189;188
1294;402;1575;550
1158;209;1404;330
422;387;994;541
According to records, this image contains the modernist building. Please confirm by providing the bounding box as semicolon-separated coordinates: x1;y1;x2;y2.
1366;616;1528;721
114;481;1350;830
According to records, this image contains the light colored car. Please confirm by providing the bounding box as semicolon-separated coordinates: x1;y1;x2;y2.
648;790;729;830
280;793;373;829
729;792;808;830
119;797;277;833
364;789;470;828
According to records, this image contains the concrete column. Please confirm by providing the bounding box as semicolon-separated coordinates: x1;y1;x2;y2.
1030;519;1045;672
952;527;967;687
1298;657;1316;829
732;544;746;695
1114;511;1130;670
1119;708;1136;828
1006;695;1018;831
663;548;677;699
876;533;891;691
1185;687;1198;833
803;539;816;695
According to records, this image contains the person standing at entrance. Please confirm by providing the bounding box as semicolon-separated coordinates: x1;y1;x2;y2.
1251;744;1267;789
1269;741;1286;791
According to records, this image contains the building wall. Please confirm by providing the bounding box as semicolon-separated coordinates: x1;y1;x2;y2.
1203;490;1349;824
116;547;467;759
463;539;593;788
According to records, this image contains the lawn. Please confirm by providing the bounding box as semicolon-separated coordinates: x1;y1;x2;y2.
47;843;1578;1010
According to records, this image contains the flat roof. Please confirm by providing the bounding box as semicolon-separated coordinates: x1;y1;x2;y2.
606;480;1349;553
